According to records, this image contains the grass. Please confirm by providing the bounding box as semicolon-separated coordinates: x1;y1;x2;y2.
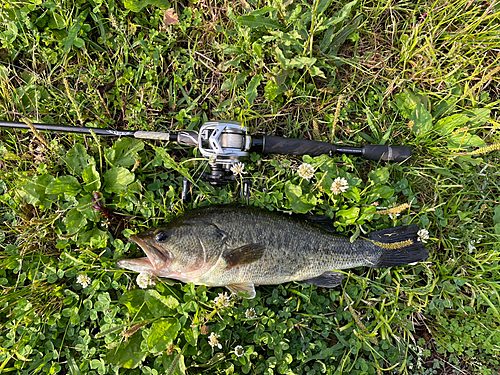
0;0;499;374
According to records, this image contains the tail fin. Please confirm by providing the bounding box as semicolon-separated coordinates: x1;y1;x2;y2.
368;225;429;268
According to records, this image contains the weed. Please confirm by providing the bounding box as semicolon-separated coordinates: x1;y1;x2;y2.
0;0;499;374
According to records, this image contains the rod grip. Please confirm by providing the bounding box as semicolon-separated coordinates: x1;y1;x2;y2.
261;135;336;156
362;145;412;161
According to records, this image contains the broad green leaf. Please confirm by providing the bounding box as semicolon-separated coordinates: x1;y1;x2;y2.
447;133;485;149
123;0;170;12
2;21;18;43
147;318;181;353
221;77;235;91
285;181;315;213
264;80;279;101
63;9;89;53
336;207;360;225
359;206;377;220
321;174;334;193
105;138;144;167
145;290;179;317
247;6;276;16
42;1;57;10
324;0;357;26
287;4;302;23
77;194;99;221
119;289;147;315
368;168;390;184
246;74;262;105
90;359;106;374
434;113;470;136
63;306;80;324
73;37;84;48
238;15;279;29
221;45;243;55
183;326;199;347
155;147;191;178
320;0;357;52
326;17;361;57
82;164;101;192
46;175;82;196
393;89;421;119
367;184;394;201
409;102;433;134
343;187;360;202
147;290;179;309
316;0;334;16
65;143;95;175
20;174;54;206
310;66;326;78
464;108;490;127
104;167;135;193
77;227;109;248
252;41;263;59
275;47;290;69
107;333;147;369
288;56;316;69
317;156;338;174
433;97;457;118
48;13;65;29
89;10;108;46
64;208;87;235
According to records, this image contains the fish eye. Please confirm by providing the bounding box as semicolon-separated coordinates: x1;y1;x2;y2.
155;231;169;243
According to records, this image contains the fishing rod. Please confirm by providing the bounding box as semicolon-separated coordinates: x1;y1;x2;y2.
0;120;411;186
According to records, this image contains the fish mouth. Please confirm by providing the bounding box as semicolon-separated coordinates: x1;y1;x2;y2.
116;234;169;274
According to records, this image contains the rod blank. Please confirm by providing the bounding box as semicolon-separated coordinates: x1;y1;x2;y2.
0;121;136;137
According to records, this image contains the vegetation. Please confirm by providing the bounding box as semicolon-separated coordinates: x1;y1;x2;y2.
0;0;499;374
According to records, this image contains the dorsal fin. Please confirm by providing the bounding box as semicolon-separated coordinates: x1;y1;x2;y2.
303;214;339;234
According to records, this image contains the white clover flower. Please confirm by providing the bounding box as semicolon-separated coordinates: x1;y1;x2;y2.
297;163;314;181
76;274;91;288
230;162;247;176
234;345;244;357
136;272;155;289
330;177;349;195
214;292;231;308
208;332;222;349
417;229;429;243
245;308;256;319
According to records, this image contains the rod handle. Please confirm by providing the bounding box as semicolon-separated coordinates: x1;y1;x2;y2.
260;135;337;156
362;145;412;162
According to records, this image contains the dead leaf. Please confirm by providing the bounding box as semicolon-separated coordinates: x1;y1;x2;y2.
163;9;179;26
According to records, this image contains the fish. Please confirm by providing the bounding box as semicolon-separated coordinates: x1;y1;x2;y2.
117;205;428;299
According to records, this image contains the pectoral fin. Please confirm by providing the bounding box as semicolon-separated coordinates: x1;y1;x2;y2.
222;243;265;269
226;282;256;299
300;271;344;288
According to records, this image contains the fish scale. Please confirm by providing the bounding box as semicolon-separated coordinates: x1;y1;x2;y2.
117;205;429;298
200;208;374;285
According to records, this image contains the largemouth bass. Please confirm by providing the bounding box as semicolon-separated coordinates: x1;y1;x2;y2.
117;205;428;298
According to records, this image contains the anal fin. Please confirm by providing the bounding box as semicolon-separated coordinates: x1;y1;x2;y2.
300;271;344;288
226;282;256;299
